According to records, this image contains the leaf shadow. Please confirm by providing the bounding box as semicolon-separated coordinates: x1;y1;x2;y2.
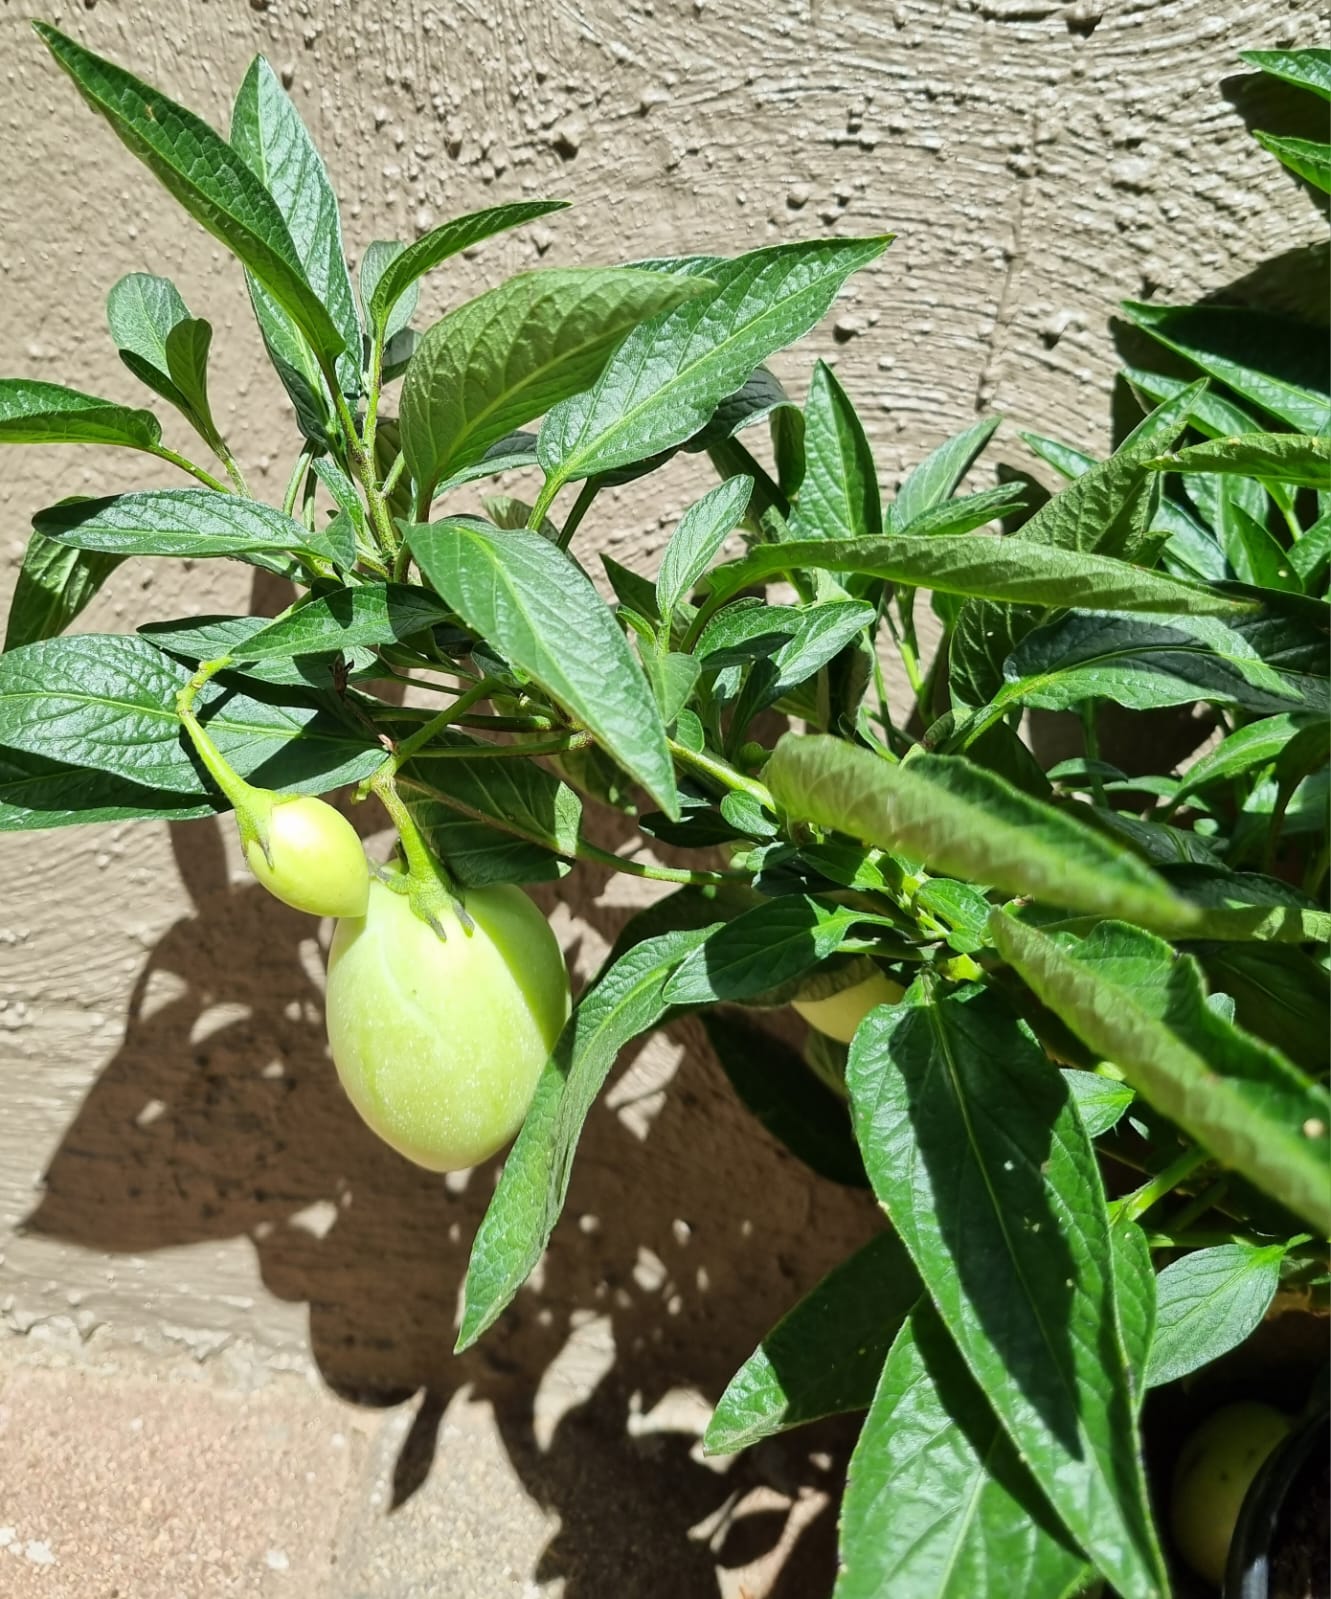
20;808;879;1596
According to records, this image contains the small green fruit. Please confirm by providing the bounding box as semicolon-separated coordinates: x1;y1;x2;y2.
325;876;570;1172
1170;1400;1289;1586
243;794;370;919
791;968;904;1044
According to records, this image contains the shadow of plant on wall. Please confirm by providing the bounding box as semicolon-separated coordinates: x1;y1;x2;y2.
21;806;877;1596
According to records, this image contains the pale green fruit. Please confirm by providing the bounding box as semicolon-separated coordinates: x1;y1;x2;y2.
1170;1400;1289;1586
791;970;904;1044
243;795;369;919
325;877;570;1172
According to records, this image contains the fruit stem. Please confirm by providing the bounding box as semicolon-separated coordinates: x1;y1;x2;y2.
369;766;471;938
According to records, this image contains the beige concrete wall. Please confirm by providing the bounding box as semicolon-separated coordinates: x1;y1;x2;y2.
0;1;1323;1591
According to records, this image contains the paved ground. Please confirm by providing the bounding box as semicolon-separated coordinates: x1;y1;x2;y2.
0;1331;850;1598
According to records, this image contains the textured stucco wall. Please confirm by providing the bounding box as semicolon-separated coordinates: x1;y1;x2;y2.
0;0;1324;1588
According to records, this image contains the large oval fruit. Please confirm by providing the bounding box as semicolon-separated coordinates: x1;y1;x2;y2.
791;966;903;1045
325;876;570;1172
243;794;370;919
1170;1400;1290;1586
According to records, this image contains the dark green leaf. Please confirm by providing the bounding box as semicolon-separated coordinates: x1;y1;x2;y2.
1146;1243;1286;1389
401;268;706;501
699;1009;867;1186
36;25;344;366
1120;301;1330;435
366;200;568;338
1001;610;1329;719
537;236;889;489
231;56;361;435
835;1301;1092;1599
665;894;865;1005
408;519;678;816
456;923;717;1349
767;736;1200;934
4;530;121;651
0;377;159;450
0;745;216;832
893;415;1001;528
0;633;381;797
34;489;332;566
1064;1069;1135;1139
705;1232;917;1454
230;583;453;661
789;359;881;542
139;613;374;688
1253;131;1331;194
1241;47;1331;101
848;984;1164;1599
989;915;1331;1234
699;528;1247;622
1156;433;1331;491
656;475;752;620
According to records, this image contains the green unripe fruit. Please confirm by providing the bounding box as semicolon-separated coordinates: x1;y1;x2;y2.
791;969;904;1044
1170;1401;1289;1586
243;795;370;919
325;876;571;1172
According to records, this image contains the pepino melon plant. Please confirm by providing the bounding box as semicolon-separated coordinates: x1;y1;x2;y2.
2;26;1327;1599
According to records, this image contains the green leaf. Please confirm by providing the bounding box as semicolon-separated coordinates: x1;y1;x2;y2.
789;359;881;542
951;385;1202;707
1177;713;1318;799
36;25;344;368
537;236;889;489
767;736;1200;934
1203;944;1330;1076
895;482;1030;539
1290;513;1331;589
366;200;568;338
847;985;1164;1599
1000;610;1329;720
408;518;678;816
665;893;864;1005
229;584;453;661
0;745;217;832
1064;1069;1135;1139
1146;1243;1286;1389
4;530;121;652
139;614;375;688
989;915;1331;1235
1156;433;1331;491
400;267;707;501
698;528;1247;622
456;923;717;1349
0;633;382;797
1253;130;1331;194
705;1232;917;1454
359;240;416;343
1241;46;1331;101
34;490;332;566
231;56;361;438
685;364;800;452
1120;301;1330;435
699;1009;868;1186
1021;431;1096;482
835;1301;1092;1599
723;601;877;729
656;475;753;621
106;273;218;435
640;649;698;725
893;415;1001;528
0;377;160;450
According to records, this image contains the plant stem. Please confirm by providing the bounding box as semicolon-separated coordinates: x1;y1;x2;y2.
323;361;400;559
282;448;315;518
1111;1146;1211;1226
1168;1177;1231;1235
362;332;385;462
213;438;251;497
575;840;741;886
557;479;599;550
405;731;592;763
1081;701;1107;807
390;680;500;770
529;474;561;529
380;451;407;501
146;443;231;494
667;736;775;810
1303;837;1329;899
175;657;256;811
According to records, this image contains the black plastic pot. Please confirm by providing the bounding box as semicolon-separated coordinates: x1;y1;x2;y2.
1225;1399;1330;1599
